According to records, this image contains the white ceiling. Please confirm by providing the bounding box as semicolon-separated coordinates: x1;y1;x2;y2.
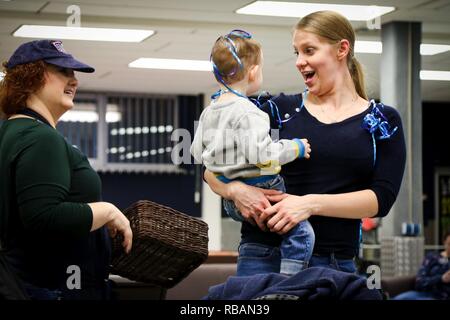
1;0;449;101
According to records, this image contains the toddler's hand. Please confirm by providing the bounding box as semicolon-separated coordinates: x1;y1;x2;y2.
299;138;311;159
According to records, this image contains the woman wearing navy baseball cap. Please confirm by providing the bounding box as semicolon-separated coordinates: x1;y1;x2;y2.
0;40;132;300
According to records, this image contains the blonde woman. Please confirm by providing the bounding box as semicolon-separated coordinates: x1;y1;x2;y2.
205;11;406;275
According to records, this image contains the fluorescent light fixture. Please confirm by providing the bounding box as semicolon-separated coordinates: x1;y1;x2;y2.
60;110;98;123
105;111;122;123
59;111;122;122
129;58;212;71
355;41;382;54
236;1;395;21
13;25;154;42
354;41;450;55
420;70;450;81
420;44;450;55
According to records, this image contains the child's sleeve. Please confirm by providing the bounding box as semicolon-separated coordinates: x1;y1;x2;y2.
190;113;204;164
234;111;303;173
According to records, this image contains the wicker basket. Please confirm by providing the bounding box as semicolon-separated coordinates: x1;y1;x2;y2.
110;200;209;288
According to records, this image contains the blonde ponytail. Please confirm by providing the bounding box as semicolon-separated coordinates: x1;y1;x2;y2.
349;57;367;100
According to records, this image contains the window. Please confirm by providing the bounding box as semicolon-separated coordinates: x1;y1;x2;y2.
57;99;98;159
106;96;176;164
1;93;194;175
61;93;185;174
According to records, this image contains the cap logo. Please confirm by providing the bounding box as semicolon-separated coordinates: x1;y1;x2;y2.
51;41;67;53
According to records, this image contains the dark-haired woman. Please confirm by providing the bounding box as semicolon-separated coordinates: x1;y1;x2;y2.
0;40;132;299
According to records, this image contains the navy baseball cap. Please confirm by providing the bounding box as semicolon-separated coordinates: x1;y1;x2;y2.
5;39;95;73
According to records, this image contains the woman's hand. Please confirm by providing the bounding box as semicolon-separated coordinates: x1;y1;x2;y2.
89;202;133;254
442;270;450;283
228;181;282;231
261;193;315;235
106;207;133;254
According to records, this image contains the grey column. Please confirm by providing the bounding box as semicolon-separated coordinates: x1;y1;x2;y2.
378;21;423;238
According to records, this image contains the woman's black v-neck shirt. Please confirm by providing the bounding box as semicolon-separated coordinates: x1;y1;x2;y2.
240;93;406;258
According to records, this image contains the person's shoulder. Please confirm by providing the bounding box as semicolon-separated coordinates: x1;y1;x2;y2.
368;102;404;131
25;123;62;140
423;251;441;262
237;103;270;123
7;119;50;139
196;106;208;121
260;92;303;113
19;122;66;150
376;102;402;120
197;101;221;122
230;97;265;116
240;97;261;109
206;97;251;111
271;92;303;107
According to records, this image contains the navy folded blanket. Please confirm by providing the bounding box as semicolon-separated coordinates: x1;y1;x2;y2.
204;267;382;300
